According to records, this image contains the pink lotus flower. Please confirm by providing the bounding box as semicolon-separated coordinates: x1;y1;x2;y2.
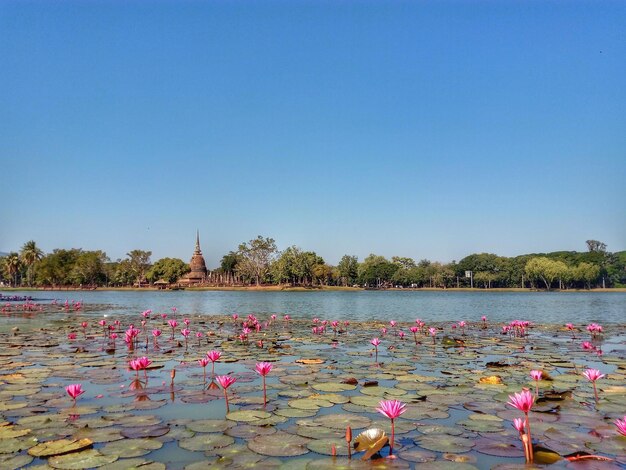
508;390;535;462
66;384;85;403
271;314;277;320
256;362;273;407
110;333;118;341
583;368;605;401
284;314;291;321
513;417;525;433
168;319;178;338
216;375;237;412
390;320;396;327
583;368;605;382
256;362;273;376
370;338;381;364
398;331;405;339
183;318;190;326
530;370;542;396
181;328;190;338
507;390;534;413
198;357;209;381
152;329;161;337
207;350;221;376
142;310;151;318
615;416;626;437
68;333;77;340
429;327;437;344
582;341;595;350
376;399;406;455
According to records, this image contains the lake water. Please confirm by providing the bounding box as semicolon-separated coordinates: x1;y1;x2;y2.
4;289;625;324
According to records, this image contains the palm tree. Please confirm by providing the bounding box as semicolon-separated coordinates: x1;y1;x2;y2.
4;253;22;287
20;241;44;286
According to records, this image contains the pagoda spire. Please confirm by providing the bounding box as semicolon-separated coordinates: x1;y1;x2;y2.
195;230;201;254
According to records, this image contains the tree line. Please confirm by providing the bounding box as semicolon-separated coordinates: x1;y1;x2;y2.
1;238;624;289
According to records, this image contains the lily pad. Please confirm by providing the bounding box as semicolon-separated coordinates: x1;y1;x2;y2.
247;431;310;457
29;438;94;457
226;410;271;423
417;434;474;453
48;449;118;469
178;434;235;451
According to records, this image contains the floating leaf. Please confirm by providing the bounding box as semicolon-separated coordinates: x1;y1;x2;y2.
178;433;235;451
247;431;310;457
226;410;271;423
28;438;93;457
48;449;118;469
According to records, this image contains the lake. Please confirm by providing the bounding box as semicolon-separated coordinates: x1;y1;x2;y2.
3;289;625;324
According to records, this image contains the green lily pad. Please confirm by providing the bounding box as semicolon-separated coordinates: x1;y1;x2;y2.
186;420;233;433
306;438;350;456
29;438;94;457
121;425;170;439
312;383;356;392
0;453;34;470
178;433;235;451
397;447;437;462
100;458;166;470
226;424;277;439
48;449;118;469
309;414;372;430
100;438;163;458
226;410;271;422
474;438;524;457
248;431;310;457
417;435;475;453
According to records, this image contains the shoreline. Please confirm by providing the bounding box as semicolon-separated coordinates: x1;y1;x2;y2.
2;286;625;293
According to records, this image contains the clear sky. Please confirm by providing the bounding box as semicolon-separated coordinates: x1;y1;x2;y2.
1;1;625;267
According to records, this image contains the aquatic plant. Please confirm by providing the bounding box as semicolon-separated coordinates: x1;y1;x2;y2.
255;362;273;407
98;319;107;337
370;338;381;364
152;329;161;347
530;370;542;396
512;418;531;462
216;375;237;412
507;390;535;462
410;326;419;345
428;327;437;344
615;416;626;436
582;368;605;402
65;383;85;404
376;399;406;456
198;357;209;382
168;319;178;339
207;350;222;376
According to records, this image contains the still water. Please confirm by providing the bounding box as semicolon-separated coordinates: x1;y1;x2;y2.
4;289;625;324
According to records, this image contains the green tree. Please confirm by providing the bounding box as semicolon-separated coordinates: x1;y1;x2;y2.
219;251;240;275
126;250;152;286
572;262;600;289
20;240;44;286
3;253;22;287
586;240;607;253
236;236;277;286
146;257;190;284
113;259;136;286
71;251;109;285
525;257;568;289
337;255;359;286
358;254;399;287
36;249;82;286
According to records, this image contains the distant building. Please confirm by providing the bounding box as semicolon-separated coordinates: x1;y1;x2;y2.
178;231;208;285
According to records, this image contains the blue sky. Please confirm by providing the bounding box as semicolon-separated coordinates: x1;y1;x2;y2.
1;1;625;266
